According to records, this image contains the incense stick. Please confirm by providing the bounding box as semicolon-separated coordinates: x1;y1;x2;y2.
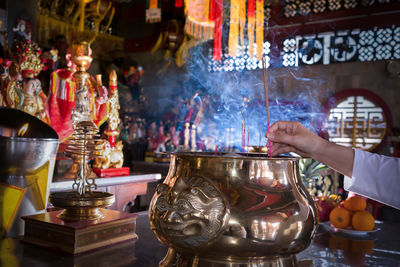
241;111;246;153
247;126;249;157
262;57;272;158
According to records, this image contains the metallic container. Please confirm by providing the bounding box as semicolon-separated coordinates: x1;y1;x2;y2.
0;107;59;237
149;152;318;266
0;136;59;176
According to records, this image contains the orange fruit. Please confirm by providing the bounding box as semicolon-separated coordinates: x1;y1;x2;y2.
343;196;367;211
352;211;375;231
330;207;351;229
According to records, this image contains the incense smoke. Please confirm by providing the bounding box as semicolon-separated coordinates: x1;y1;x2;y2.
143;39;328;152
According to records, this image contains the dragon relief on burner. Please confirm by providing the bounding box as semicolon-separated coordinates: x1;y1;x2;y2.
152;176;230;249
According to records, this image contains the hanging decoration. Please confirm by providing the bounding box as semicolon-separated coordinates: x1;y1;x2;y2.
175;0;183;8
184;0;214;40
256;0;264;60
228;0;239;56
239;0;246;47
212;0;223;60
247;0;256;58
181;0;269;62
146;0;162;23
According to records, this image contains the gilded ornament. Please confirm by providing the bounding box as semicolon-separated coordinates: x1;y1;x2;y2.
5;41;47;121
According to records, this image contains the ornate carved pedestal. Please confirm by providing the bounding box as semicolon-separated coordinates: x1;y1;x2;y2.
22;209;138;254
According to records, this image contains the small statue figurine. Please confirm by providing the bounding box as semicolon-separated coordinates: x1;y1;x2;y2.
93;139;124;169
5;41;48;121
155;124;167;152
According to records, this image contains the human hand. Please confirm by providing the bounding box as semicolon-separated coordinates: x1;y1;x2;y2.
266;121;325;157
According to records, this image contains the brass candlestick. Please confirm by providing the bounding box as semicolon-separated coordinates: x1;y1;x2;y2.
50;42;114;221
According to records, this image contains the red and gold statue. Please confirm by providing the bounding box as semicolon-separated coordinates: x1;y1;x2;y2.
92;70;129;176
46;45;108;141
4;41;48;122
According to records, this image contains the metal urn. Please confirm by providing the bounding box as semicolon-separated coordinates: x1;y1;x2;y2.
0;107;59;237
149;152;318;266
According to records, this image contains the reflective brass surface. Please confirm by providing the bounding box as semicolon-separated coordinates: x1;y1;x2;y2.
50;191;115;221
0;107;59;176
149;152;317;266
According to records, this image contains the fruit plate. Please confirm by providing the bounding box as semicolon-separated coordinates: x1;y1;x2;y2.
325;222;380;237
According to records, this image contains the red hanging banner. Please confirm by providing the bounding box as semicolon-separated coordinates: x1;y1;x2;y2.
228;0;239;57
256;0;264;59
247;0;256;58
175;0;183;8
212;0;223;60
239;0;246;47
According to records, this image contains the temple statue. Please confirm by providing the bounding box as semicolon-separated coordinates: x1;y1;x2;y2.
4;41;48;122
92;70;125;170
46;46;108;141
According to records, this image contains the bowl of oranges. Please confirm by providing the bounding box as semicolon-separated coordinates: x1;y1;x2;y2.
328;195;379;236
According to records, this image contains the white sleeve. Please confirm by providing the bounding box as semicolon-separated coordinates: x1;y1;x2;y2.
344;149;400;210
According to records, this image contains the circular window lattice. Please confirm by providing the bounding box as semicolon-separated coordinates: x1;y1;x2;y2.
326;95;387;151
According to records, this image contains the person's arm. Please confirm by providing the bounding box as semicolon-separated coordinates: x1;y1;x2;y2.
266;121;354;177
344;149;400;209
267;121;400;209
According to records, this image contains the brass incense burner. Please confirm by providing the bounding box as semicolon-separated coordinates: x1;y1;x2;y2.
49;42;114;221
149;152;317;266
